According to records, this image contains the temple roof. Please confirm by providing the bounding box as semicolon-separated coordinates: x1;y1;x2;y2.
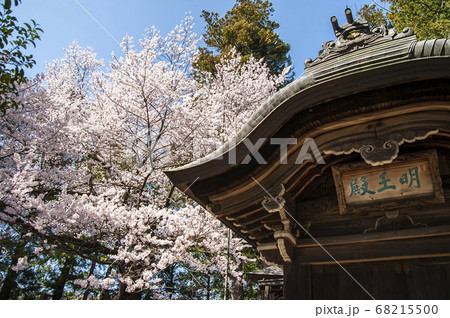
164;9;450;252
247;266;283;287
167;9;449;176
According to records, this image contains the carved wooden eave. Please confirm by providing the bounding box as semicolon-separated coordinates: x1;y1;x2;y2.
322;125;440;166
164;9;450;266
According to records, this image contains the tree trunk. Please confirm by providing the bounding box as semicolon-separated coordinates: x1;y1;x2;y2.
83;260;96;300
230;263;244;300
0;266;19;299
118;282;142;300
116;264;142;300
100;265;113;300
52;256;75;300
230;277;244;300
167;264;174;300
0;237;26;299
206;274;211;300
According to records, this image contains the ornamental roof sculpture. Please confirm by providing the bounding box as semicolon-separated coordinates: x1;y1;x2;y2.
304;8;414;69
304;8;449;82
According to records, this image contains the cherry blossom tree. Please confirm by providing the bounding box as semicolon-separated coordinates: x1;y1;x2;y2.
176;48;290;160
0;15;289;299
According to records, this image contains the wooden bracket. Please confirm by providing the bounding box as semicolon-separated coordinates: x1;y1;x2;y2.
274;230;297;263
261;184;293;232
260;184;299;264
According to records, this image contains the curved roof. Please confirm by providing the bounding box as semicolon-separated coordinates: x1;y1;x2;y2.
165;35;450;181
164;11;450;250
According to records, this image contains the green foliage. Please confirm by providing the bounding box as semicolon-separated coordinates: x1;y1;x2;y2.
196;0;292;81
0;227;46;299
357;4;393;29
156;245;260;300
0;223;110;299
157;262;225;300
241;246;260;299
385;0;449;40
0;0;42;113
358;1;449;40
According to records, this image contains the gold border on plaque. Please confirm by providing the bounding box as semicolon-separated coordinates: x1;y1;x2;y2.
331;149;445;215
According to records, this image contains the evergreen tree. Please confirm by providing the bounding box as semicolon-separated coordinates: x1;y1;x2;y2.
358;0;449;40
0;0;42;112
357;4;393;29
196;0;293;82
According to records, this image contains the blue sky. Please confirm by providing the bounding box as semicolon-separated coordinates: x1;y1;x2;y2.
15;0;374;78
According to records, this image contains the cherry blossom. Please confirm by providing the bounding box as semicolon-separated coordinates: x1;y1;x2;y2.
0;15;290;298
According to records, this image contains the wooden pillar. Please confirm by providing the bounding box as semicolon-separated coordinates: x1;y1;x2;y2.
264;285;270;300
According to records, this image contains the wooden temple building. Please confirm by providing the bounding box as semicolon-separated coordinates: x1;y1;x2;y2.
165;9;450;299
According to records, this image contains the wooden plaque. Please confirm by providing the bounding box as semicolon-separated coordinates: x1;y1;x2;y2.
332;149;445;214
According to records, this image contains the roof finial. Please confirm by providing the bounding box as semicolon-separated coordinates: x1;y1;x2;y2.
345;8;354;24
306;7;416;69
330;16;339;32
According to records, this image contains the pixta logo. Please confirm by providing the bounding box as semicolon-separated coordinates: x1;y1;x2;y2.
193;137;325;165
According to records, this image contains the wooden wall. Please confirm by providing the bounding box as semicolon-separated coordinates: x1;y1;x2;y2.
284;258;450;299
285;146;450;299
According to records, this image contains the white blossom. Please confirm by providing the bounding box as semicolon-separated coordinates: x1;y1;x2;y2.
0;15;288;296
